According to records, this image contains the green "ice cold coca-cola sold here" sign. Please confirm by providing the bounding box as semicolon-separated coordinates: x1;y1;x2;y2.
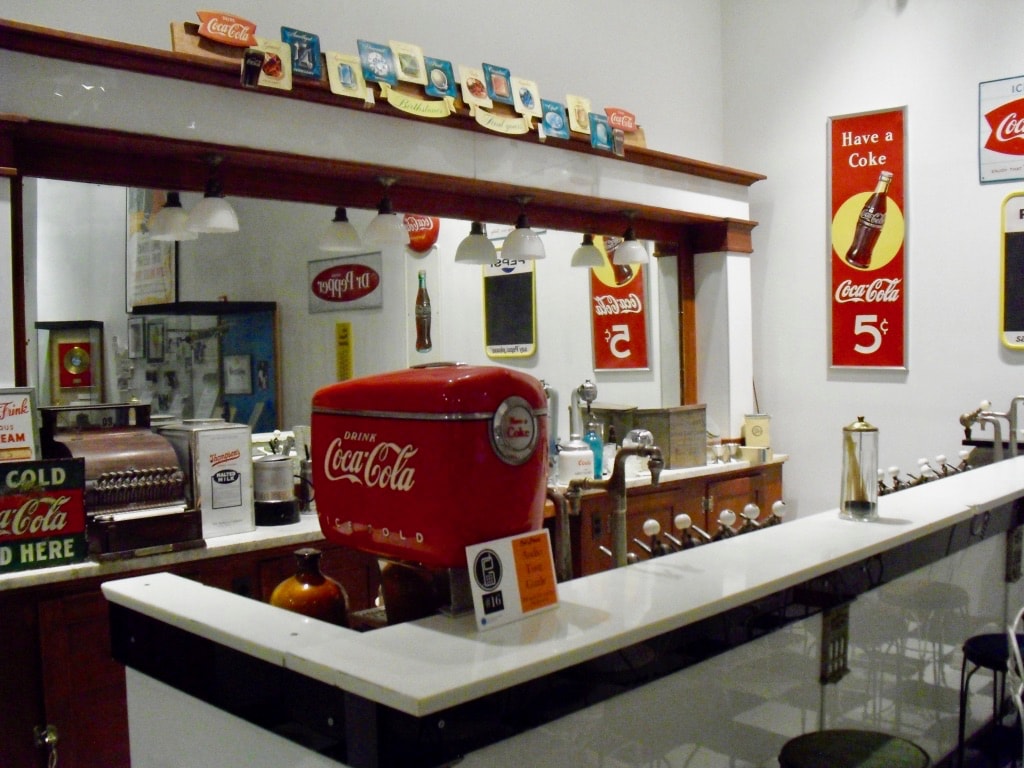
0;459;87;574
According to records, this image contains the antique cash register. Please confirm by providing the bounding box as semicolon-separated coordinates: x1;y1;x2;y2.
39;403;203;559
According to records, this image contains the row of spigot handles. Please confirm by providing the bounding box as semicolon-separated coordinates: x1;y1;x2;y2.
878;395;1024;497
877;451;972;496
606;500;789;565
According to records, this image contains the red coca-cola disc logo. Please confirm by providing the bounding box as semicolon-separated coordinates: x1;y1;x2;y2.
403;214;440;253
311;264;380;302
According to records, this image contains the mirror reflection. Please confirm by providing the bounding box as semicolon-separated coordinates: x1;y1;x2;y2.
24;177;676;445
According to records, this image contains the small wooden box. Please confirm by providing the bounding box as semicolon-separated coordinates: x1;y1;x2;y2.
632;404;707;469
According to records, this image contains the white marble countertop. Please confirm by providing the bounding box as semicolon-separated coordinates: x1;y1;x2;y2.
102;457;1024;718
0;514;326;592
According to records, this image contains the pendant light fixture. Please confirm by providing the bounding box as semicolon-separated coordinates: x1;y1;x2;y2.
612;211;649;265
502;195;546;260
148;192;197;241
363;176;410;246
318;207;363;252
570;233;604;268
454;221;497;264
186;155;239;234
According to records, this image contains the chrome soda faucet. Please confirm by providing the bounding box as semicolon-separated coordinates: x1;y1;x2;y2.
569;379;598;439
567;443;664;568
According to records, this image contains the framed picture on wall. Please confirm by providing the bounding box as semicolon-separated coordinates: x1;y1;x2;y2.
127;317;145;359
223;354;252;395
126;188;177;312
145;319;165;363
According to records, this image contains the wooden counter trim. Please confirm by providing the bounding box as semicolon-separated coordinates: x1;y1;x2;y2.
0;19;765;189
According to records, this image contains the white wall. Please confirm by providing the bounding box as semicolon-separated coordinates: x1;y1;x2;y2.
0;0;723;164
172;193;676;437
14;2;1024;519
722;0;1024;516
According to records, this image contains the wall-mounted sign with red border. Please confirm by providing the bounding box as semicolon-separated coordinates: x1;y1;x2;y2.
308;253;383;313
591;237;649;371
828;107;907;369
0;459;87;574
980;75;1024;183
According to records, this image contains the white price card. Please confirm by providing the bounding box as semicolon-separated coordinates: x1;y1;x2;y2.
465;529;558;631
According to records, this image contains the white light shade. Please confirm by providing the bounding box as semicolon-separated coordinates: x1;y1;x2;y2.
186;179;238;234
455;221;497;264
149;192;197;241
612;227;649;264
319;207;363;252
363;212;409;246
363;193;410;246
571;233;604;267
502;212;546;260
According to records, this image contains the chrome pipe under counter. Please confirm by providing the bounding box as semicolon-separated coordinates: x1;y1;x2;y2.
102;457;1024;768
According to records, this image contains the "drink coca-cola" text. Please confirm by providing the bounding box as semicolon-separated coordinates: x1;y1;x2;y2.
0;496;72;538
323;437;417;491
834;278;902;304
593;293;643;316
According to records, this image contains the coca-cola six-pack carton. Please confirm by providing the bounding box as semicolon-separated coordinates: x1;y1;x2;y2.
312;364;549;569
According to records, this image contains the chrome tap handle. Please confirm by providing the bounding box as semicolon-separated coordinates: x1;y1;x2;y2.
712;509;737;541
764;500;787;526
738;502;762;532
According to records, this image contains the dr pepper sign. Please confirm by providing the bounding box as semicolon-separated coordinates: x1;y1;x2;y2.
829;107;907;369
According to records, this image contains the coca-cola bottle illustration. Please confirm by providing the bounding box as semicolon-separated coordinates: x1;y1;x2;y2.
415;270;432;352
844;170;893;269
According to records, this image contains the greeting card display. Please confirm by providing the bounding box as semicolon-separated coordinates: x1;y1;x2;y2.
390;40;427;85
459;65;492;111
541;100;570;140
281;27;322;80
424;57;456;99
482;63;513;105
327;51;368;100
358;40;396;85
512;76;542;120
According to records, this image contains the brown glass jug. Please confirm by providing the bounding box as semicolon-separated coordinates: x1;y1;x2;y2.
269;547;349;627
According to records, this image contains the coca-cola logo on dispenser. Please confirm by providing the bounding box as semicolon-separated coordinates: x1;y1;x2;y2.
311;264;381;303
403;214;440;253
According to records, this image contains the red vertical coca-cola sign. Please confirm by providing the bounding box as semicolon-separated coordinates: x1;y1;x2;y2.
591;237;649;370
829;107;907;368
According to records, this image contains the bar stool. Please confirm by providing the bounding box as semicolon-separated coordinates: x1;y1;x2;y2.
779;729;930;768
957;631;1023;767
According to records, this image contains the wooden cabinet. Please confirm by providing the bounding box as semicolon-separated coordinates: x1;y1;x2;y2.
570;462;783;577
0;540;378;768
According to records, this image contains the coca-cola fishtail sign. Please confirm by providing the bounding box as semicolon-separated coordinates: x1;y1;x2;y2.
980;75;1024;183
591;237;649;370
829;107;907;369
0;459;87;574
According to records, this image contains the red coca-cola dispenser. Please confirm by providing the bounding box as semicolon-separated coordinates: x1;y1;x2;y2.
311;363;549;583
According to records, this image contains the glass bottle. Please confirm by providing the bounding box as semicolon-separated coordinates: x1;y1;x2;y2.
269;547;349;627
415;270;432;352
844;171;893;269
584;413;604;479
840;416;879;521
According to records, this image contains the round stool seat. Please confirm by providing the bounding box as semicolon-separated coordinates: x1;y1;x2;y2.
779;729;930;768
964;632;1022;672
